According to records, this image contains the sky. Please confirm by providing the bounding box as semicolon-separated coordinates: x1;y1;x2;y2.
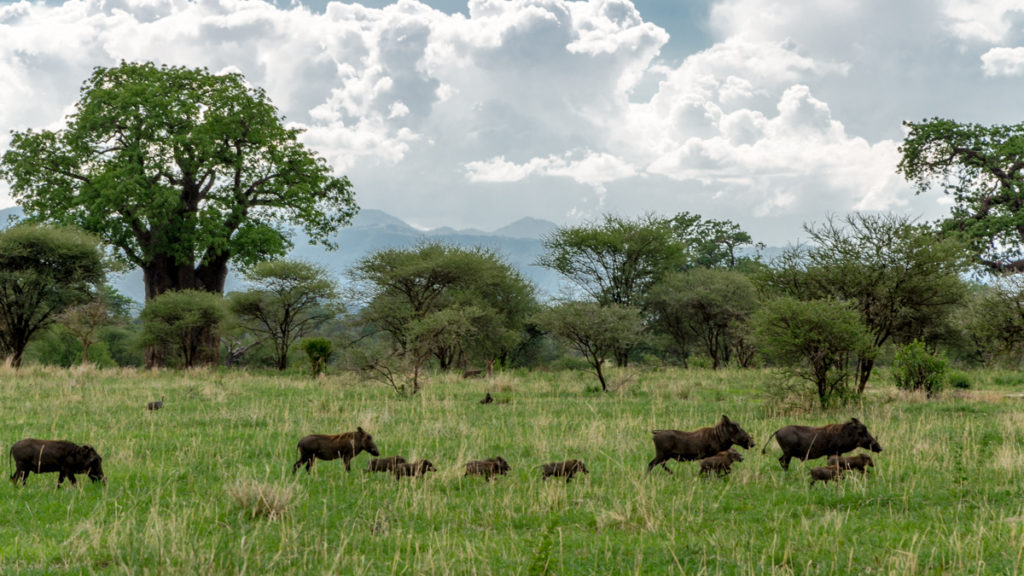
1;0;1023;246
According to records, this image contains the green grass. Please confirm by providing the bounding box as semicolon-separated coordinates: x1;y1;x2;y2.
2;365;1024;574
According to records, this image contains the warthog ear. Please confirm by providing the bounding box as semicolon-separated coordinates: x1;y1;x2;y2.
721;414;732;424
357;427;366;434
850;417;861;424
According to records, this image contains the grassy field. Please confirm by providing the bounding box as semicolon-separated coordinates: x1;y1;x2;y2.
2;365;1024;575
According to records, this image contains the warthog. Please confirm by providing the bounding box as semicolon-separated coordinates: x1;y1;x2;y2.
9;439;106;486
810;466;844;486
828;453;875;473
647;415;755;474
464;457;511;480
480;392;494;404
366;455;407;473
763;418;883;470
698;448;744;478
394;459;437;479
292;427;380;473
539;459;589;482
147;396;164;411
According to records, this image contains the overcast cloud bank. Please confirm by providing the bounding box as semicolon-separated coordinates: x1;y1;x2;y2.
1;0;1022;245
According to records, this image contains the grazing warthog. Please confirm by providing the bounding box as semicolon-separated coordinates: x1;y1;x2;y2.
464;457;511;480
480;392;494;404
394;459;437;479
292;427;380;473
698;448;744;478
647;415;755;474
539;459;589;482
810;466;844;486
762;418;883;470
366;455;407;473
828;453;875;473
9;439;105;486
147;396;164;411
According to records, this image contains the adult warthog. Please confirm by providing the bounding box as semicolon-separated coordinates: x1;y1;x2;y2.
647;415;755;474
292;427;380;473
763;418;882;470
9;439;105;486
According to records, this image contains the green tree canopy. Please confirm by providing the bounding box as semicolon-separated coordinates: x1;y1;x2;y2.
140;290;227;369
350;242;537;371
670;212;764;270
898;118;1024;273
760;213;969;391
752;297;869;408
533;301;644;391
0;61;357;303
646;269;758;369
536;213;686;307
0;225;106;367
229;259;342;371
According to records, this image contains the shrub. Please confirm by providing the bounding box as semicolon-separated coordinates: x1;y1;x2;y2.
946;369;971;390
302;337;333;377
892;340;947;396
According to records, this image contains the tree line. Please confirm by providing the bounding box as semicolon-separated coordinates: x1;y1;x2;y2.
2;61;1023;409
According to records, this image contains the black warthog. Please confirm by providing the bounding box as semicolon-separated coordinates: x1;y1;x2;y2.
763;418;882;470
647;415;755;474
810;466;844;486
292;427;380;473
538;459;589;482
828;453;875;473
9;439;105;486
698;448;744;478
464;457;511;480
366;455;407;473
394;459;437;479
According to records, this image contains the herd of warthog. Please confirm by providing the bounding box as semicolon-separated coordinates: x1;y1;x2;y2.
9;414;883;488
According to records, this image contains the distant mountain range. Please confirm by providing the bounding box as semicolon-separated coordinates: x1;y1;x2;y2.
0;206;567;302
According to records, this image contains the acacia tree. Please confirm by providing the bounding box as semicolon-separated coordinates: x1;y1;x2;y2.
58;296;110;365
898;118;1024;273
0;226;106;367
533;301;644;391
537;213;685;365
760;213;968;392
752;297;869;408
646;269;758;369
350;242;536;372
670;212;764;270
0;61;356;366
229;260;342;370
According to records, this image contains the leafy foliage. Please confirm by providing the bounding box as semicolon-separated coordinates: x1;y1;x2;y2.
892;340;947;397
752;297;869;408
350;242;536;373
533;301;644;391
301;337;333;378
898;118;1024;273
759;213;968;391
646;269;758;369
229;260;342;370
0;225;106;367
536;213;686;307
140;290;227;369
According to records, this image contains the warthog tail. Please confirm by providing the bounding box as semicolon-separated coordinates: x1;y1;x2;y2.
761;430;778;455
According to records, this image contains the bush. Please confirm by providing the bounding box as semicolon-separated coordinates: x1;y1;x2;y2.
302;338;333;377
892;340;947;396
946;369;971;390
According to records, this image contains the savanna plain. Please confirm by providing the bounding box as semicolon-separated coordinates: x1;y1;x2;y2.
2;365;1024;575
